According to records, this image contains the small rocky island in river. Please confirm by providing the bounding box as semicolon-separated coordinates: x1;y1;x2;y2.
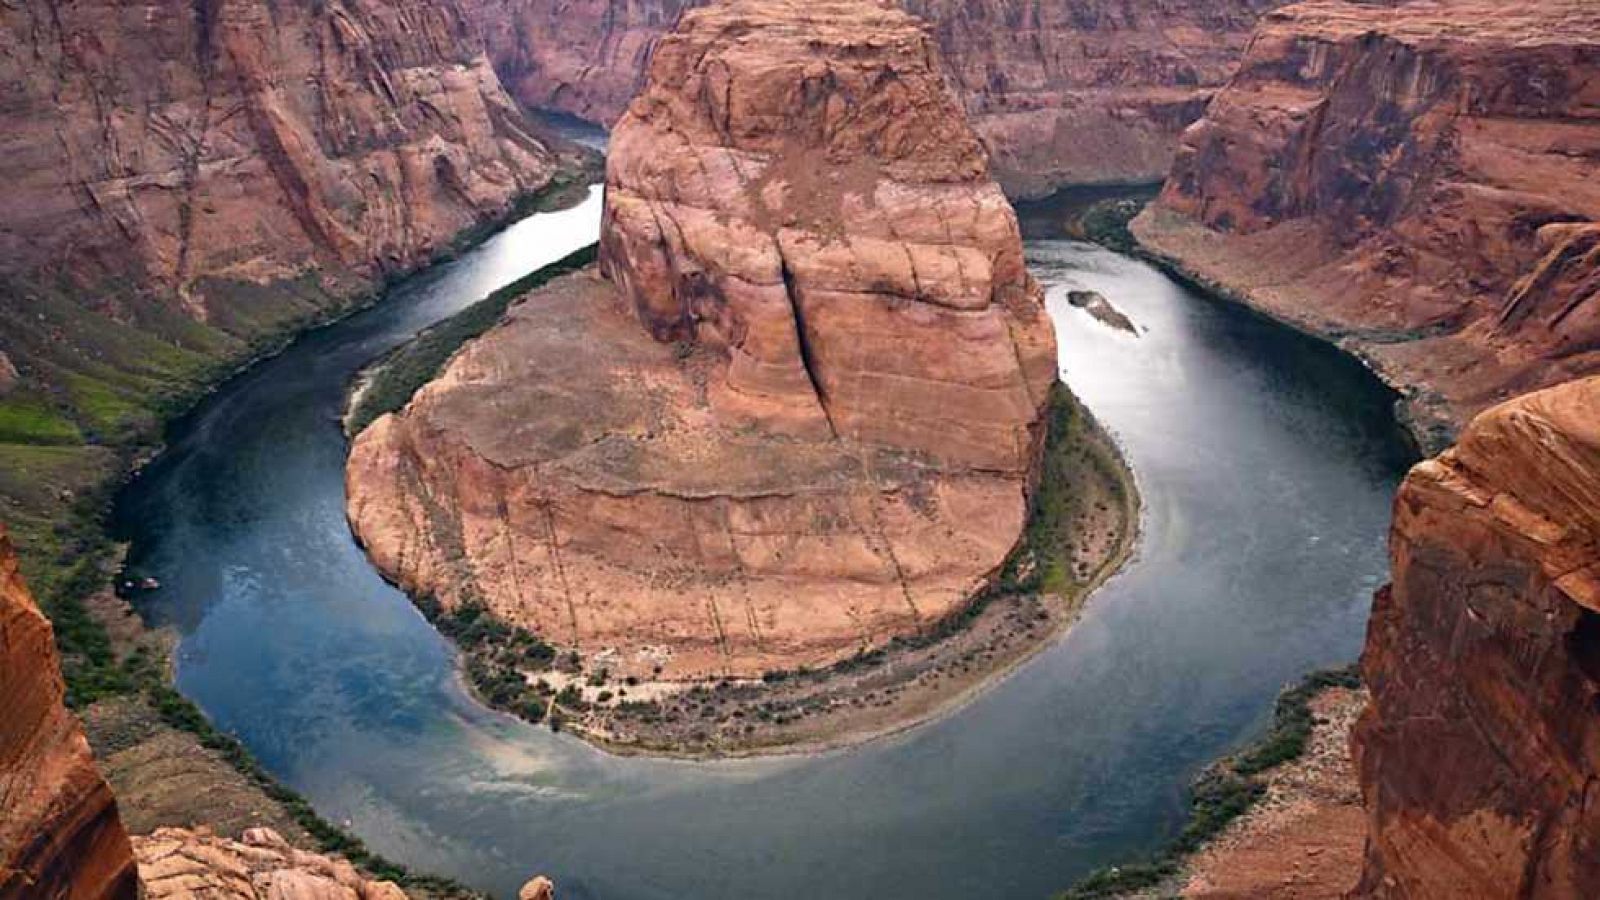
346;0;1135;755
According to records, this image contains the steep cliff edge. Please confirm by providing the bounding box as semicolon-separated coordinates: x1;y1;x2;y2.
0;0;584;623
1133;0;1600;447
1352;375;1600;898
347;0;1067;694
0;525;137;900
463;0;1284;195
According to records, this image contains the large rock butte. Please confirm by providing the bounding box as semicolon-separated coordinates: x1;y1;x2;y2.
0;525;137;900
1133;0;1600;446
461;0;1286;195
347;0;1058;680
1353;375;1600;898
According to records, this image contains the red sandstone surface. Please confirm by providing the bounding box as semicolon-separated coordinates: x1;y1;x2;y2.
134;827;408;900
1353;375;1600;899
1134;0;1600;445
346;0;1061;682
0;526;136;900
0;0;561;326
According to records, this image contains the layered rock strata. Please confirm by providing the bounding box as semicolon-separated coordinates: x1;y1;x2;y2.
135;827;407;900
0;0;561;321
347;0;1059;680
463;0;1285;195
1352;375;1600;898
0;525;137;900
1133;0;1600;445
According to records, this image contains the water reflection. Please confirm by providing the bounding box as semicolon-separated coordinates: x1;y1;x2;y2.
117;190;1412;898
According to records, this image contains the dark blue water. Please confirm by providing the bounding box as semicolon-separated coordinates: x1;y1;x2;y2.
115;189;1413;899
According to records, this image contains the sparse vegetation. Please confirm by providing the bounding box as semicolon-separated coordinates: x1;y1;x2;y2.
416;596;556;720
423;380;1138;757
143;678;482;896
1070;195;1155;255
345;243;599;434
1055;664;1362;900
0;171;598;896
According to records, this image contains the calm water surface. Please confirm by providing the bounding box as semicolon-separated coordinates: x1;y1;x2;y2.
116;188;1414;899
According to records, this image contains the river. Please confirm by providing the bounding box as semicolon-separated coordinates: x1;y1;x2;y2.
115;185;1414;899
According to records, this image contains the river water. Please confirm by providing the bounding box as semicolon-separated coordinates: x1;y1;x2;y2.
115;185;1414;899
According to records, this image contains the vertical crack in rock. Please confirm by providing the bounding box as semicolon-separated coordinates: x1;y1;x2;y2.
777;243;838;438
347;0;1071;681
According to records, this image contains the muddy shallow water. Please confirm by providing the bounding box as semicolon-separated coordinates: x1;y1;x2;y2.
116;187;1414;899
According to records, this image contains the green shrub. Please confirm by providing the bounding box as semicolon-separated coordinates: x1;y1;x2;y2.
1055;664;1363;899
347;244;599;434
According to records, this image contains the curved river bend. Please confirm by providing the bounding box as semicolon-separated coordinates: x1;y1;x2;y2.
116;186;1414;899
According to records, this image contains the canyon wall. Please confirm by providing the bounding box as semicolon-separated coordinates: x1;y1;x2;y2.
0;0;580;585
347;0;1060;681
0;525;137;900
1;0;560;322
0;0;569;466
463;0;1285;195
1133;0;1600;446
1353;375;1600;898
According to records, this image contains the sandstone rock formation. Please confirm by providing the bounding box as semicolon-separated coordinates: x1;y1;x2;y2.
1352;375;1600;898
519;876;556;900
1133;0;1600;446
463;0;1285;195
135;827;406;900
0;525;137;900
0;0;560;324
600;0;1057;470
347;0;1059;681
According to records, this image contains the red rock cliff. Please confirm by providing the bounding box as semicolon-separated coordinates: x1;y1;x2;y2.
0;0;560;324
0;526;137;900
600;0;1056;471
1133;0;1600;445
464;0;1284;195
1352;375;1600;898
347;0;1060;682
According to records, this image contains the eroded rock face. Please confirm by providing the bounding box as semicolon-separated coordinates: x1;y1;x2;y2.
135;827;407;900
0;0;559;324
601;0;1056;471
1133;0;1600;444
347;0;1058;680
1352;375;1600;899
0;526;137;900
463;0;1284;195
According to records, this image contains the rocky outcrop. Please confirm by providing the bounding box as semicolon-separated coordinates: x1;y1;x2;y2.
600;0;1056;470
1352;375;1600;898
0;525;137;900
135;827;406;900
0;0;560;323
1133;0;1600;445
463;0;1284;195
347;0;1059;681
520;876;556;900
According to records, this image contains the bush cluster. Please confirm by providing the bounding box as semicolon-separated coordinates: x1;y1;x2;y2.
1056;664;1362;899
